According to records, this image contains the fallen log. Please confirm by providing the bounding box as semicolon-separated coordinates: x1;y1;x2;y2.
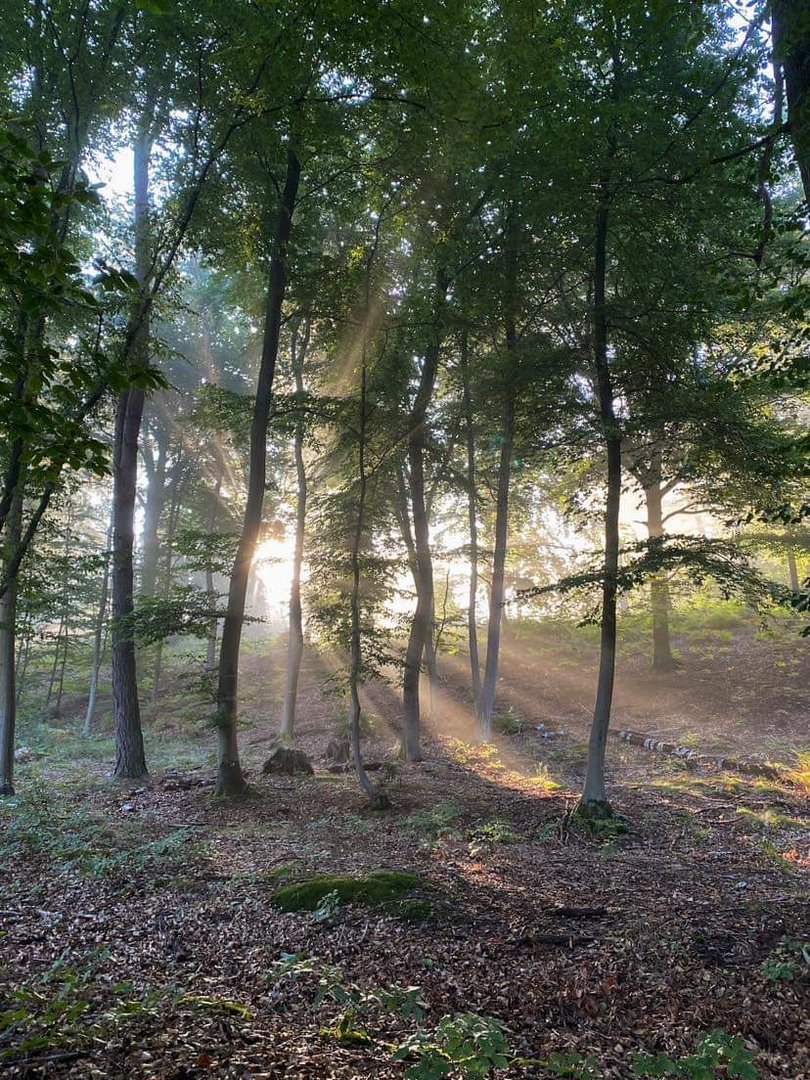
612;730;785;782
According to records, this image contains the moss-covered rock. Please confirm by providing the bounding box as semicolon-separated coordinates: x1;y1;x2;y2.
270;870;421;912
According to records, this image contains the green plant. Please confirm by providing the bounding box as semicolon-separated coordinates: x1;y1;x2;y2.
450;741;505;771
403;802;463;848
0;948;109;1059
760;938;809;982
491;707;524;735
468;819;520;856
390;898;436;923
632;1030;757;1079
786;751;810;797
394;1012;510;1078
526;763;563;793
0;783;195;877
545;1052;603;1078
313;889;342;923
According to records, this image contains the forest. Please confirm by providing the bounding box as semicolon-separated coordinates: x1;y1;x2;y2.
0;0;808;1076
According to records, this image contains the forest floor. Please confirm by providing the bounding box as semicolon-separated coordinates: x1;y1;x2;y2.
2;612;809;1078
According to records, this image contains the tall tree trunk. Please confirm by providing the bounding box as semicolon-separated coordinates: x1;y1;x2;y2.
772;0;810;202
349;363;388;809
476;398;514;739
205;473;223;673
140;423;168;598
111;114;155;781
215;146;300;796
52;504;73;715
15;610;32;710
281;318;309;743
151;473;182;712
460;332;481;709
0;488;22;795
401;272;447;762
84;518;113;736
580;193;620;819
644;471;677;673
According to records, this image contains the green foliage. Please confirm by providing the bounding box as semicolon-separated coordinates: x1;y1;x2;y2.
467;819;520;856
521;538;777;622
0;948;109;1059
544;1052;603;1078
313;888;342;923
760;938;809;982
270;870;421;912
125;585;224;646
402;802;463;848
490;707;525;735
0;783;194;877
394;1012;510;1078
632;1031;758;1079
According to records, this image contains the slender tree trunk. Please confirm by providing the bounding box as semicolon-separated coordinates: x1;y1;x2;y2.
53;506;73;715
205;474;222;673
216;146;300;796
54;624;69;715
111;115;155;781
151;476;181;712
0;489;22;795
348;363;388;808
84;519;113;736
140;426;168;598
401;272;447;762
281;320;309;743
580;193;619;819
644;474;677;673
476;218;518;740
476;399;515;739
15;612;32;710
460;332;481;708
46;616;65;708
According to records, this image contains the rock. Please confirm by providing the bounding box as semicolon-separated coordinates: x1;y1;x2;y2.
14;746;35;762
261;747;314;776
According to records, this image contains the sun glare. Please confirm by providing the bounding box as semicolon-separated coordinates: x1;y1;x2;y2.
253;536;299;620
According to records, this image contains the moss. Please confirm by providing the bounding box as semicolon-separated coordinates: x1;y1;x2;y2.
271;870;421;912
390;897;435;923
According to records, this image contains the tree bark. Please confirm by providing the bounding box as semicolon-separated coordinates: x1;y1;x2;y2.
644;470;677;673
476;397;515;739
459;332;482;708
111;113;155;781
0;488;22;795
151;470;182;712
401;272;447;762
281;317;310;742
215;145;300;796
772;0;810;202
140;421;168;598
205;473;223;673
84;518;113;736
349;363;388;808
580;192;619;819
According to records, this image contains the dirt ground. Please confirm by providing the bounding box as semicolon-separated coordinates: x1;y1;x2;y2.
1;621;808;1078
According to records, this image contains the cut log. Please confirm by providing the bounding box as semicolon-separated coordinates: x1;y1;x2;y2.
613;730;784;782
